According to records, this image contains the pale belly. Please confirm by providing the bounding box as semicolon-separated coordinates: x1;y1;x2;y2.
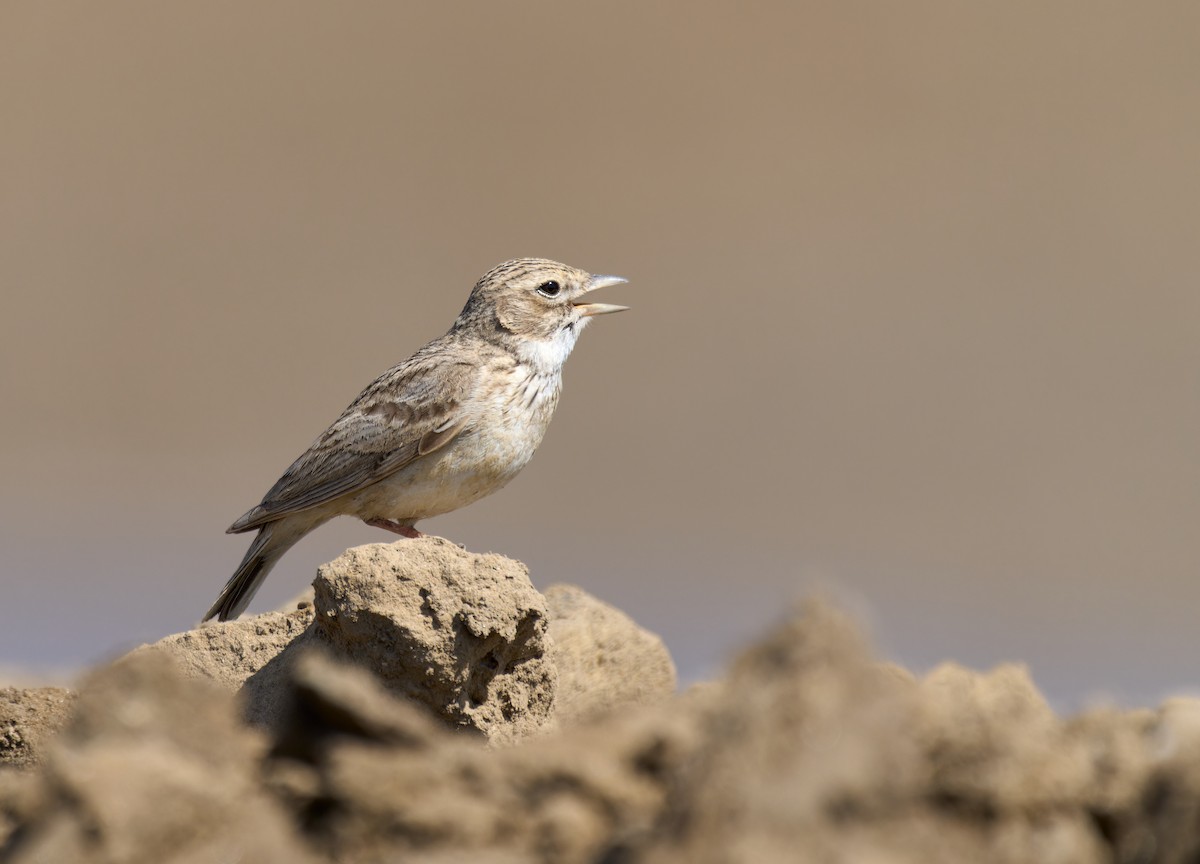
343;373;560;524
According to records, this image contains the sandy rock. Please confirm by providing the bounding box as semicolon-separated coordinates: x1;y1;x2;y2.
0;687;74;770
1117;698;1200;862
128;603;317;730
641;599;928;863
127;605;315;691
267;651;503;861
266;649;701;864
308;537;557;743
16;591;1200;863
0;770;31;850
545;584;676;724
47;582;1200;864
0;651;314;864
273;649;446;758
131;543;682;745
638;601;1119;864
310;703;701;864
135;539;566;743
1060;706;1157;861
915;661;1092;811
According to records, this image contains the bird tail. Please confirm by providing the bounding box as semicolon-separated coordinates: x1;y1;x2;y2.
203;520;307;622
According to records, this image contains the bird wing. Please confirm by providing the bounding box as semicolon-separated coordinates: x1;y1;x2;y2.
227;351;478;533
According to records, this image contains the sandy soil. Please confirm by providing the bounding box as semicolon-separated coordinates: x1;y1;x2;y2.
2;538;1198;863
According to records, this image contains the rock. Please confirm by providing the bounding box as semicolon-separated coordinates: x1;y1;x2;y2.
126;604;317;730
545;584;676;724
1062;706;1156;861
264;648;701;864
308;537;557;743
131;541;681;745
0;687;74;770
272;649;445;760
1118;698;1200;862
0;652;314;864
640;598;926;863
638;600;1115;864
19;590;1200;863
132;542;682;742
126;606;315;692
134;538;562;743
914;662;1097;813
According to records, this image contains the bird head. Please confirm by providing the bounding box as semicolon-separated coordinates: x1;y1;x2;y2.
455;258;628;367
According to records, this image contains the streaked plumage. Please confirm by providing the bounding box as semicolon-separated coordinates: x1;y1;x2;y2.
204;258;628;621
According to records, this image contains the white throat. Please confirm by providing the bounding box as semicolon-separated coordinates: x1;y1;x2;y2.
513;321;585;375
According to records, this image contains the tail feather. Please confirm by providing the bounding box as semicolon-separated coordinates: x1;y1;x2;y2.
204;522;300;622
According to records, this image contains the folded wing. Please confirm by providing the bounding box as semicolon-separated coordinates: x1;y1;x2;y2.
228;353;477;533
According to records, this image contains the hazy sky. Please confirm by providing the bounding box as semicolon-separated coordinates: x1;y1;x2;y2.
3;2;1199;707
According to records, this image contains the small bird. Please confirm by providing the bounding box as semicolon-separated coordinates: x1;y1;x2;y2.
204;258;628;622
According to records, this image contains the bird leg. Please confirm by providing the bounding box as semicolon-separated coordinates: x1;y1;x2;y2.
364;518;424;539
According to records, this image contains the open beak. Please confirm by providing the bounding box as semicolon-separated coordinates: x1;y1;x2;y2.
573;274;630;317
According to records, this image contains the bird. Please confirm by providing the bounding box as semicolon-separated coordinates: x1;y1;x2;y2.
203;258;628;622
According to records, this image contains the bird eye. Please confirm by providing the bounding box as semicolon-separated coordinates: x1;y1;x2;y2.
536;280;561;298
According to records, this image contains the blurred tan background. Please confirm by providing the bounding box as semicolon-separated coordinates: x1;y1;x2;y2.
3;2;1198;705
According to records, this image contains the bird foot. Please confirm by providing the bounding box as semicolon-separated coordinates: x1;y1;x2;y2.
364;518;423;539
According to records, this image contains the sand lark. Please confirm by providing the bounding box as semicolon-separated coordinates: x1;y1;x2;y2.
204;258;628;621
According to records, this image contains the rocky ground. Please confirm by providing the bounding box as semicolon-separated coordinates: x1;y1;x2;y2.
2;537;1200;863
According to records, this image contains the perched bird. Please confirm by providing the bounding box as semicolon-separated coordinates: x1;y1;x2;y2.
204;258;628;622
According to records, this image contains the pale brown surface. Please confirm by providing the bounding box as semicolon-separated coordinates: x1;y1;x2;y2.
1;653;316;864
3;3;1200;705
132;538;676;739
0;687;74;770
126;607;316;691
9;596;1200;862
310;538;557;742
546;584;677;725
